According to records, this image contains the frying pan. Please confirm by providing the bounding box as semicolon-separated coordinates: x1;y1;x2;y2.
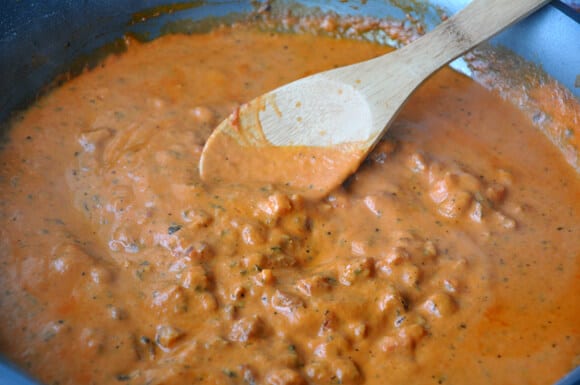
0;1;578;384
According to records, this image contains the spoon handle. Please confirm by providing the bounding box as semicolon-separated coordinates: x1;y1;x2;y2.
394;0;549;76
355;0;550;149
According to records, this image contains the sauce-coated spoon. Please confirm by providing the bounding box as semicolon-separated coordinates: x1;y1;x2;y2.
200;0;548;199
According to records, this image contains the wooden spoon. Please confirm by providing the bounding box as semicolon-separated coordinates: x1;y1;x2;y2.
200;0;548;199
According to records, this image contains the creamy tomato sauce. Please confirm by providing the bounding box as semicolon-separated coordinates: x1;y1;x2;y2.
0;25;579;385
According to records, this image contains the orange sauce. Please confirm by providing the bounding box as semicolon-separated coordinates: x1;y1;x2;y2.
0;25;578;385
200;126;365;199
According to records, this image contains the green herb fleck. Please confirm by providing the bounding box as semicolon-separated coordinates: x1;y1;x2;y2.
168;224;182;235
116;374;131;381
222;369;237;378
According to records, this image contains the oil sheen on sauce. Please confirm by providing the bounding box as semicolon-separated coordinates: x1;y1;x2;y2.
0;26;578;385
